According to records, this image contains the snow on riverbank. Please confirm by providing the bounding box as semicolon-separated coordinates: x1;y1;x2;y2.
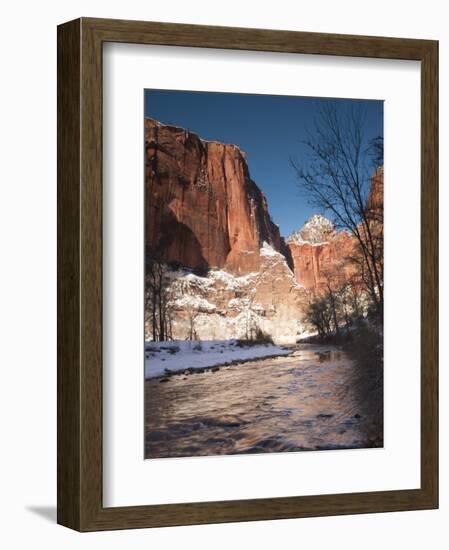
145;339;292;379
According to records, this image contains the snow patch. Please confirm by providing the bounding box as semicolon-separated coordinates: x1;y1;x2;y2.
209;269;257;289
287;214;335;245
260;241;283;258
145;339;291;379
172;295;216;313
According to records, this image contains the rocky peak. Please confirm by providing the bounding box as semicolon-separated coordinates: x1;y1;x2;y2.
287;214;336;245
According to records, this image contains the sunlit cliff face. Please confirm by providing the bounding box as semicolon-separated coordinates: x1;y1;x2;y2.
145;117;284;276
145;118;383;342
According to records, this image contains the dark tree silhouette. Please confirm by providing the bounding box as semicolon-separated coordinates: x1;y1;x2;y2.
145;257;173;341
369;135;384;168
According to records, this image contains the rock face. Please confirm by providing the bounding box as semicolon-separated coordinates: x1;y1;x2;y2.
288;214;336;245
367;166;384;213
144;117;383;342
286;165;384;291
288;229;355;291
145;118;286;275
149;243;309;344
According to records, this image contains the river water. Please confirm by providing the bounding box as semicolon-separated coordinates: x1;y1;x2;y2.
145;344;383;459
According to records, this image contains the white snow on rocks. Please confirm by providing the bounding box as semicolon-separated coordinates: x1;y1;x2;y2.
260;241;283;258
208;269;257;290
172;294;216;313
146;244;307;346
287;214;335;245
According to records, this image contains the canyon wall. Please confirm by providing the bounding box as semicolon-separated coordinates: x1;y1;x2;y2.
288;230;356;291
159;243;309;344
286;166;384;291
367;166;384;214
145;118;286;275
144;118;383;341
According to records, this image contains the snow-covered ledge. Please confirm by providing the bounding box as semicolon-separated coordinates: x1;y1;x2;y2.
144;340;291;379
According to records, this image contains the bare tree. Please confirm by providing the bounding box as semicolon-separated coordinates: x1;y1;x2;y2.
304;292;333;338
305;275;365;339
145;257;173;341
291;101;383;320
370;135;384;168
322;269;341;338
185;303;199;341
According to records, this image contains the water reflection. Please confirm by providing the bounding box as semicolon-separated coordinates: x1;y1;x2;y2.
145;344;383;458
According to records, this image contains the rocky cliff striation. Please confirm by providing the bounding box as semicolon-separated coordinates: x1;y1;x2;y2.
367;166;384;214
287;215;356;291
145;118;288;275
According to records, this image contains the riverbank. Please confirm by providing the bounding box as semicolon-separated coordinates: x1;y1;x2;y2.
144;339;292;379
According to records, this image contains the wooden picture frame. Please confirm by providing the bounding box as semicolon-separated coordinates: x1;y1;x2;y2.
57;17;438;531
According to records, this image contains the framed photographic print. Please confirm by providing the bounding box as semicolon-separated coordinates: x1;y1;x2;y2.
57;17;438;531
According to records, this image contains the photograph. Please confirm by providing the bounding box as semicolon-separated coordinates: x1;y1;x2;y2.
144;90;384;459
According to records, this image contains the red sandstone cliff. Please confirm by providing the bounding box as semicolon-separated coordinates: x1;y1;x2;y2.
287;167;383;291
145;118;284;274
367;166;384;213
287;216;356;291
145;117;382;295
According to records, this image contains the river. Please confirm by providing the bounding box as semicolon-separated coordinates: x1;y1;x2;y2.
145;344;383;459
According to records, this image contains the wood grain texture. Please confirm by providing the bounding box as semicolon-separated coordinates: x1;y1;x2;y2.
57;18;81;531
420;40;439;503
57;17;439;532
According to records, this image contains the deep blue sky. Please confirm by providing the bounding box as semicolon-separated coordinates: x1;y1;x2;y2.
144;90;383;237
